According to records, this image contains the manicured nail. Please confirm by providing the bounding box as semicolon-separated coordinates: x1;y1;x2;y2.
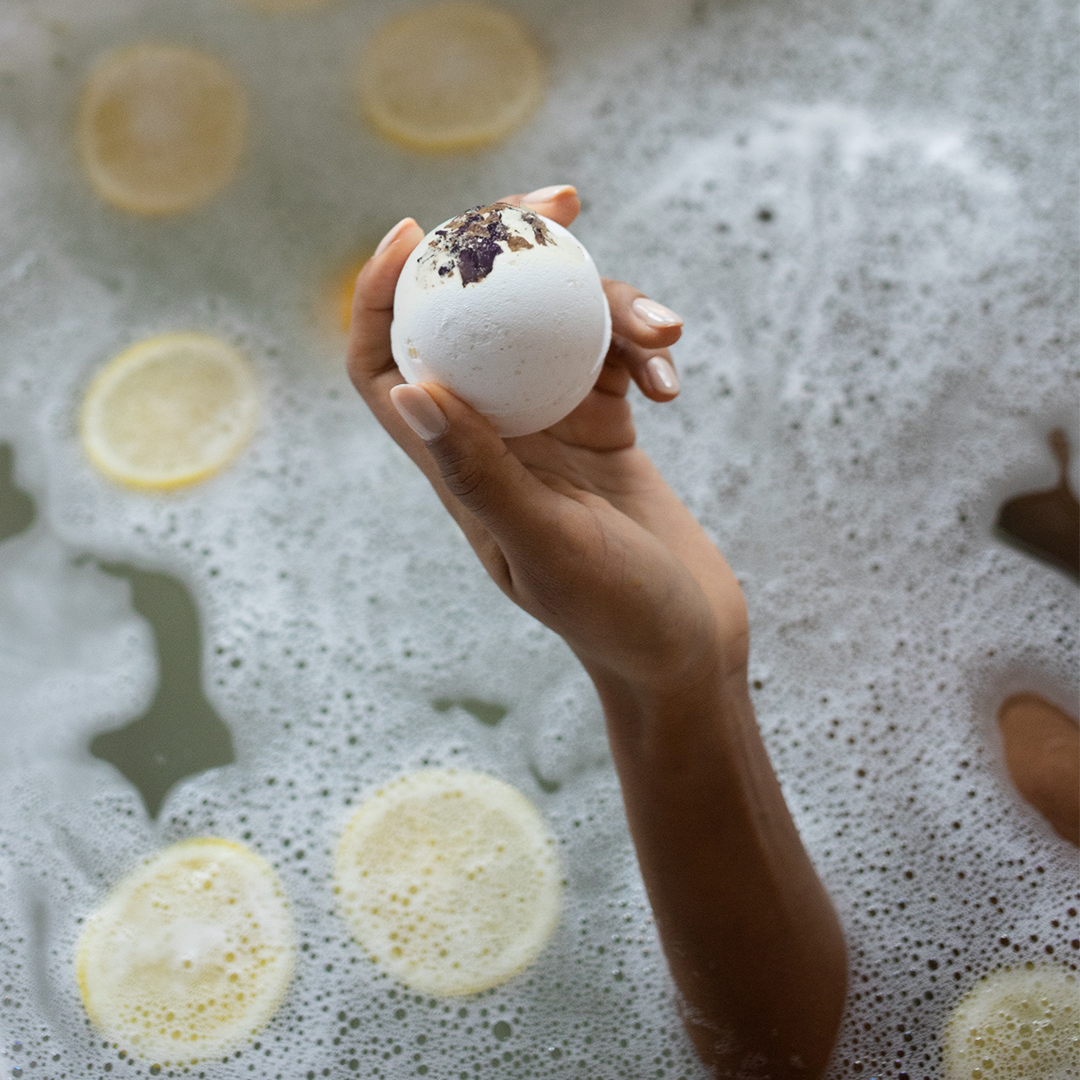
522;184;576;205
375;217;415;258
390;383;448;442
632;297;683;328
646;356;680;396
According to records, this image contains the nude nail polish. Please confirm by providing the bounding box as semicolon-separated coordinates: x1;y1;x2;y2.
646;355;680;396
390;383;448;442
522;184;576;204
375;217;414;258
632;297;683;328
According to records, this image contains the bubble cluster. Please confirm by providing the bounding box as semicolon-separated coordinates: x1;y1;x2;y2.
334;769;562;997
76;838;296;1065
942;964;1078;1080
0;0;1075;1077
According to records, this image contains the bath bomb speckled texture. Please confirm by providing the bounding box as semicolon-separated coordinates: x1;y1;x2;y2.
391;203;611;436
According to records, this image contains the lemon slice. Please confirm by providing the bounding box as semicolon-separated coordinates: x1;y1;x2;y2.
943;965;1079;1080
78;43;247;216
76;838;296;1065
334;768;562;996
80;333;258;490
358;2;544;152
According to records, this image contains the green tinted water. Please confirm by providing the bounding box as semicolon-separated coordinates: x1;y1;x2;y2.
90;562;234;818
0;443;34;542
0;443;233;817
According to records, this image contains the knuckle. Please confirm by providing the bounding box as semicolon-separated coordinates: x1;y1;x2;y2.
436;445;488;508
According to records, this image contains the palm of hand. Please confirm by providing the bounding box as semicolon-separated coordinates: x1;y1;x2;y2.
503;408;745;692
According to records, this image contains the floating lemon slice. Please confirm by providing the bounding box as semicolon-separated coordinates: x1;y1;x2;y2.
80;332;259;490
334;768;562;996
358;2;544;152
76;838;296;1065
943;965;1079;1080
78;43;247;216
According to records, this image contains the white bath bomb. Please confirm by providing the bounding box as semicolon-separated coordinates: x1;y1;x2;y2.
390;202;612;436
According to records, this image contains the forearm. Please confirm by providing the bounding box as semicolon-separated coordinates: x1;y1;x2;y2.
589;665;848;1079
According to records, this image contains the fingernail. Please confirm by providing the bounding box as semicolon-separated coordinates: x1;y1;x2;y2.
646;356;680;396
390;383;448;442
375;217;415;258
522;184;576;205
632;297;683;328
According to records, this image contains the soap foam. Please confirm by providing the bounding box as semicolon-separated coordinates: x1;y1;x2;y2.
0;0;1076;1077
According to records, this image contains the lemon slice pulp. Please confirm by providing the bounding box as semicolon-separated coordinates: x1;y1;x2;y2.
334;768;562;996
76;838;296;1065
358;2;544;152
78;43;247;216
943;965;1079;1080
80;332;258;490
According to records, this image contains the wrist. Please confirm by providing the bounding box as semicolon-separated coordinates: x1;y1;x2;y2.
582;644;751;747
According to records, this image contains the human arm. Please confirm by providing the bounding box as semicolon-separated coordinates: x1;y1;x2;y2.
346;186;848;1077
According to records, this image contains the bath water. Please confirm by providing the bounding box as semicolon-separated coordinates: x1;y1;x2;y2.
0;0;1076;1076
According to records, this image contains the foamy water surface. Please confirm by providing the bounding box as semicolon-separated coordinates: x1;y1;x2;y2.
0;0;1076;1076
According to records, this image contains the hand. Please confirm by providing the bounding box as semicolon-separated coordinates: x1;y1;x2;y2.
346;185;749;700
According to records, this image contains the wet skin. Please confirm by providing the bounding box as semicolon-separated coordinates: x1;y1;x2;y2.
993;430;1079;846
998;693;1079;847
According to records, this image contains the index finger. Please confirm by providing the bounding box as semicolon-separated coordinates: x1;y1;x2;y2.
498;184;581;229
345;217;424;397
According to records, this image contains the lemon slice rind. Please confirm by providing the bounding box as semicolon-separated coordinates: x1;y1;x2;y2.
80;332;258;491
358;2;544;153
76;837;296;1065
334;768;562;996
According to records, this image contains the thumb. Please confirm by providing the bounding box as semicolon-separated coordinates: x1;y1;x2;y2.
389;382;559;543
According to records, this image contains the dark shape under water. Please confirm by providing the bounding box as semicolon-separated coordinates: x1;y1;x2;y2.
995;428;1079;581
90;563;235;818
0;442;35;543
431;696;508;727
528;762;561;794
